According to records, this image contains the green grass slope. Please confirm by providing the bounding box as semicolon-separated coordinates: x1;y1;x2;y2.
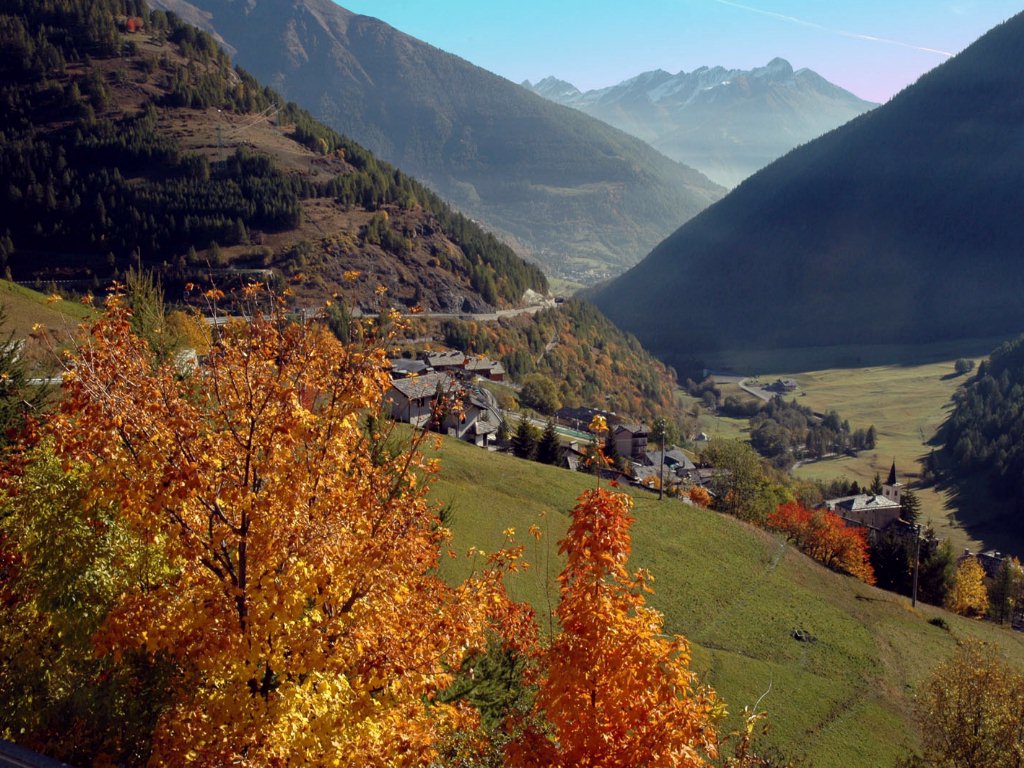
0;280;93;339
429;436;1024;767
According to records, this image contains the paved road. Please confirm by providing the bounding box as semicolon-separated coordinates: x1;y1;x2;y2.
738;378;774;402
408;298;557;322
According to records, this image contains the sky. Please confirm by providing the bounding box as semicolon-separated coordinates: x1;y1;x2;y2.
335;1;1022;103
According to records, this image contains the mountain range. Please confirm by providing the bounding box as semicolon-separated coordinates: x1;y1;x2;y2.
149;0;725;284
524;59;877;188
591;11;1024;373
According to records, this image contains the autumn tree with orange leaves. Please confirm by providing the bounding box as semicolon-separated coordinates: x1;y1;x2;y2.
42;293;528;766
509;488;721;767
768;502;875;585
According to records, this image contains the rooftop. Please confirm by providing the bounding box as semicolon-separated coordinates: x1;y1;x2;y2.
389;371;454;400
824;493;900;513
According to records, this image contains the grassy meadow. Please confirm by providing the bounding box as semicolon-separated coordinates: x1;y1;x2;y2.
676;386;752;443
427;435;1024;768
779;360;983;554
0;280;94;338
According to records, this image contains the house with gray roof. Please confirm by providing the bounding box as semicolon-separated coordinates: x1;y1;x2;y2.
821;462;905;536
390;358;430;378
464;356;506;381
613;423;649;460
385;372;454;427
440;394;498;446
421;350;466;372
645;447;696;474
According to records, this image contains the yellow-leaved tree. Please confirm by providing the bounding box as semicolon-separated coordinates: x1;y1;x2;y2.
916;640;1024;767
509;488;721;767
48;293;524;765
945;557;989;618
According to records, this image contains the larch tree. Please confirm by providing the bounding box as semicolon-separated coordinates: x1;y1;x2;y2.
945;557;989;618
509;488;720;767
47;292;525;766
916;640;1024;768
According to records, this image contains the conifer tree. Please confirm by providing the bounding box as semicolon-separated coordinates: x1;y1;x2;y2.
536;418;560;465
512;414;538;460
988;557;1024;625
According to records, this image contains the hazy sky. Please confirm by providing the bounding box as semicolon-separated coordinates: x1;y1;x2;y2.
335;1;1021;103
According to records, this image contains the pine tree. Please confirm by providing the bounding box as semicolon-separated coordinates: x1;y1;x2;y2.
602;430;621;470
987;557;1024;625
0;303;47;451
512;414;537;460
917;536;955;606
536;419;560;465
495;418;510;449
900;488;921;524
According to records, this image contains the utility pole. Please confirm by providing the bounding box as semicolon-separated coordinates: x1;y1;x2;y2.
655;417;667;501
911;523;922;608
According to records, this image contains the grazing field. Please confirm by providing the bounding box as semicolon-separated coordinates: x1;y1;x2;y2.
426;434;1024;768
783;361;982;553
0;280;94;339
676;388;751;443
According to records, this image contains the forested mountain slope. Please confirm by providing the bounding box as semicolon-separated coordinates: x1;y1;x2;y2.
150;0;725;283
0;0;547;312
944;335;1024;506
592;11;1024;370
422;298;682;428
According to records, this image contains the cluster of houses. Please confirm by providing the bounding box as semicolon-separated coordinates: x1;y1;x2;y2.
385;372;717;495
384;351;506;447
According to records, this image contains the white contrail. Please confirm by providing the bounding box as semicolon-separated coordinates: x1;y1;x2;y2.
709;0;954;58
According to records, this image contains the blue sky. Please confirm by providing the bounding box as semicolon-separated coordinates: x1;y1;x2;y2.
336;1;1021;103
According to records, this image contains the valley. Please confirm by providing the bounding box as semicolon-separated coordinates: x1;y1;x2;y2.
680;354;1000;556
3;1;1024;766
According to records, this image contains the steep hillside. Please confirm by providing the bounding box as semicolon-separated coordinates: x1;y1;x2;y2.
592;12;1024;372
429;434;1024;768
526;59;876;188
415;298;682;428
151;0;725;284
0;0;546;312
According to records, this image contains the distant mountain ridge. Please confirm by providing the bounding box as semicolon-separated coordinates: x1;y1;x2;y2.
524;59;876;188
591;12;1024;372
153;0;725;284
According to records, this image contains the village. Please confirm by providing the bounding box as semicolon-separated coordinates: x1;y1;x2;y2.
383;348;1019;629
